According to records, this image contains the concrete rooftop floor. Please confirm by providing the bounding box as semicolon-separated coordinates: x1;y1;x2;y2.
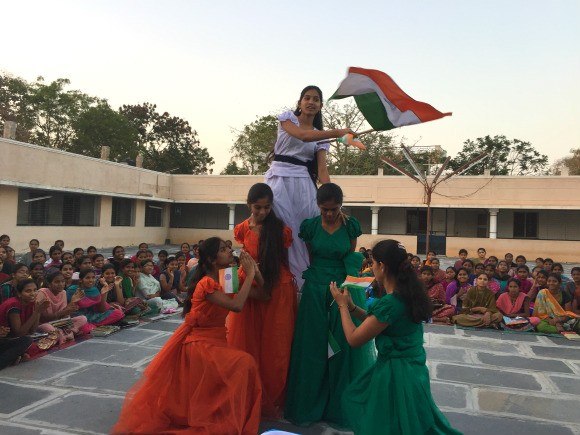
0;314;579;434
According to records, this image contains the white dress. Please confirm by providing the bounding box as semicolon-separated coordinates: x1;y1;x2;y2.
264;111;330;291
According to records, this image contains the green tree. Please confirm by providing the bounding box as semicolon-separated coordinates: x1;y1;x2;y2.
0;73;35;142
323;102;399;175
28;77;97;149
70;102;139;160
119;103;214;174
449;135;548;176
226;114;277;175
553;148;580;175
221;161;250;175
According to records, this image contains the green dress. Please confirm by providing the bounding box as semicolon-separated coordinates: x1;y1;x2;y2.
343;293;462;434
284;215;376;428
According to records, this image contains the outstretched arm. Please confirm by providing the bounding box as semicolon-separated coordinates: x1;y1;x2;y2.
281;121;354;143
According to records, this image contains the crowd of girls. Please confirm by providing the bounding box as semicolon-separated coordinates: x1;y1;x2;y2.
393;247;580;333
0;236;205;368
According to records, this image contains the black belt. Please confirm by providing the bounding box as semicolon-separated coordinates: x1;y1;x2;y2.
273;154;309;167
273;154;317;186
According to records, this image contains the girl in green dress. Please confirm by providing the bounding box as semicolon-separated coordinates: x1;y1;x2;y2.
284;183;375;428
330;239;461;435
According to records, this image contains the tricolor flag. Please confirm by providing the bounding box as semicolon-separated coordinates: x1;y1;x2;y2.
330;67;451;131
340;276;375;290
219;266;239;294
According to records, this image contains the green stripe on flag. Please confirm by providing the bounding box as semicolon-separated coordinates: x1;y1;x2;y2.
328;329;341;359
354;92;395;131
231;267;239;294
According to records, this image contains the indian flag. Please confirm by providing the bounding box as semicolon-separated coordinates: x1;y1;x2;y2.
219;266;239;294
330;67;451;131
341;276;374;290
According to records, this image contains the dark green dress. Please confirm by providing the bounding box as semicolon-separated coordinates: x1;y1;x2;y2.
343;293;462;434
284;215;376;428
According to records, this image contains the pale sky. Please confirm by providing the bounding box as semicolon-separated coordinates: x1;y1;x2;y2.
3;0;579;172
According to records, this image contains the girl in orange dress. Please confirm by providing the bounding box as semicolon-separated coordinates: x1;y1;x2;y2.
227;183;297;418
113;238;262;435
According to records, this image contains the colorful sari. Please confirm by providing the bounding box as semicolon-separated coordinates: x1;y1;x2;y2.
66;285;124;326
533;289;578;334
533;289;578;320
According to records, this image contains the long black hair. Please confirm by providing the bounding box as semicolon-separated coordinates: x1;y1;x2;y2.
182;237;222;318
247;183;287;296
372;240;432;323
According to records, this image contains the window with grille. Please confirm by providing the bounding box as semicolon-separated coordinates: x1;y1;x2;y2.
17;189;97;226
513;212;538;238
111;198;135;226
145;202;164;227
406;209;427;235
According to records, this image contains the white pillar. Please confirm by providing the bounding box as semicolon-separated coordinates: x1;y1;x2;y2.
371;206;381;235
489;208;499;239
228;204;236;230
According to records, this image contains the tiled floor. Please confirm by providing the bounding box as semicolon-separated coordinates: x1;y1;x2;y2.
1;317;579;434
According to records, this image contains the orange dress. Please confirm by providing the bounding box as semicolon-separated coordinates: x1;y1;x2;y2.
113;276;262;435
226;219;297;418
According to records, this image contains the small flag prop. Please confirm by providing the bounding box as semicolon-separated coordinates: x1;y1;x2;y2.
337;133;365;150
219;266;239;294
340;276;374;290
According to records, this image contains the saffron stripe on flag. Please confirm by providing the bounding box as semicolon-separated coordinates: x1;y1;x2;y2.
341;275;374;289
330;67;451;131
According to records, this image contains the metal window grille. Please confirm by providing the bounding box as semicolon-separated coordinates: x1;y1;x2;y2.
17;189;97;226
513;212;539;238
145;202;163;227
111;198;134;226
